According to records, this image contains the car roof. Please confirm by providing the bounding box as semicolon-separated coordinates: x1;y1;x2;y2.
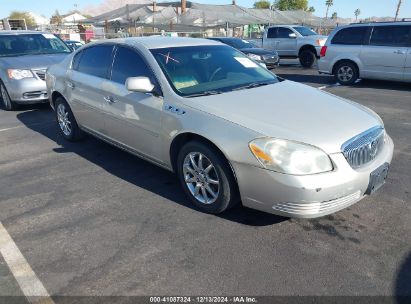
88;37;222;50
267;25;306;28
0;30;48;35
335;21;411;30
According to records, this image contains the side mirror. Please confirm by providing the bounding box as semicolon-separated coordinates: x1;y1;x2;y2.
126;77;155;93
289;33;297;39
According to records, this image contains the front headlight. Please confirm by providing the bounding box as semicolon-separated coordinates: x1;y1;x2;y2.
247;53;261;61
249;138;333;175
8;69;34;80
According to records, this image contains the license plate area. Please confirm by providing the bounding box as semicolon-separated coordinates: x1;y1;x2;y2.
366;163;390;195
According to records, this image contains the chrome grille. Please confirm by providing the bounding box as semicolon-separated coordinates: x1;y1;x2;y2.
33;69;46;81
341;126;385;168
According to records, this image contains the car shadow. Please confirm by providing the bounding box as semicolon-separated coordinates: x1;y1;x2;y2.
16;108;287;227
395;252;411;303
276;72;335;85
353;79;411;92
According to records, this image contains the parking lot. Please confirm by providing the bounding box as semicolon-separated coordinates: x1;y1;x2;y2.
0;63;410;300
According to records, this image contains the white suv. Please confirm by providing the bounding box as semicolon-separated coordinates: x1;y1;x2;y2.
318;21;411;85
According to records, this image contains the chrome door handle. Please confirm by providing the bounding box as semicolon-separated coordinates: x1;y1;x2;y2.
67;82;75;89
394;50;406;55
104;96;117;104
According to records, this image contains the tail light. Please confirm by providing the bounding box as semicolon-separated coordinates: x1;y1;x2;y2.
320;46;328;57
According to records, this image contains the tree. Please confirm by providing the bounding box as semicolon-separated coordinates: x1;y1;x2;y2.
308;6;315;13
331;12;338;19
325;0;333;19
253;0;271;9
51;10;63;25
354;8;361;21
8;11;36;27
394;0;403;21
274;0;309;11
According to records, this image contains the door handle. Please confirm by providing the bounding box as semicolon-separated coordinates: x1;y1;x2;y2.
394;50;406;55
104;96;117;104
67;82;75;89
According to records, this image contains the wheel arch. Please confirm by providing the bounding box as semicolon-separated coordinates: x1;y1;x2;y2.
332;59;360;77
51;91;65;109
169;132;238;183
298;44;317;56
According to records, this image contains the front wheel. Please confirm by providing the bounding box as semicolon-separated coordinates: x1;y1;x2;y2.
177;141;239;214
55;97;84;141
299;50;316;68
0;82;16;111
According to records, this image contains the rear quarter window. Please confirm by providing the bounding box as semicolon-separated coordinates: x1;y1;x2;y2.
331;27;369;45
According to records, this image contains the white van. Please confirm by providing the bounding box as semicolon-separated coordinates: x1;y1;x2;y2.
318;21;411;85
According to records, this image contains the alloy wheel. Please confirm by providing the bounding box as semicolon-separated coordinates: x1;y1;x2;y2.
337;66;354;82
57;103;72;136
183;152;220;205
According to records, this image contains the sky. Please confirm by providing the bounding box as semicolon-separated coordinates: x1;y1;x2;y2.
1;0;410;19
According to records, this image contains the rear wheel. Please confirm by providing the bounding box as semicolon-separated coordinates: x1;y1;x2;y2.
334;61;359;85
299;50;316;68
177;141;239;214
0;82;16;111
55;97;84;141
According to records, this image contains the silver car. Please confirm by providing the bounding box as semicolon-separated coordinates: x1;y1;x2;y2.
0;31;71;110
318;21;411;85
46;37;394;218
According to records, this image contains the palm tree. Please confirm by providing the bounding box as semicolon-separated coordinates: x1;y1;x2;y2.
325;0;334;19
354;9;361;21
332;12;338;20
394;0;403;21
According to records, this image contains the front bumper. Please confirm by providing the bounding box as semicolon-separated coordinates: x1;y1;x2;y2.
233;135;394;218
4;77;48;104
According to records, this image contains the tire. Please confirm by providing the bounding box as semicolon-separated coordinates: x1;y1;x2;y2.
0;81;17;111
334;61;359;85
299;50;316;68
54;97;84;141
177;141;239;214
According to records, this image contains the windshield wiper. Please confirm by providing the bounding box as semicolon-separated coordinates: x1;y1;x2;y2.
185;90;224;98
231;82;272;92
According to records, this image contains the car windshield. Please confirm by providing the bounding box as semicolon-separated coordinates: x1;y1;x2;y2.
150;45;278;97
0;34;71;57
293;27;318;36
221;38;256;49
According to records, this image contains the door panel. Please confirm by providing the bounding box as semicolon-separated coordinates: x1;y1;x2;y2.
102;45;164;161
361;25;410;81
360;45;407;80
69;71;107;134
67;44;114;134
101;81;163;161
275;27;298;56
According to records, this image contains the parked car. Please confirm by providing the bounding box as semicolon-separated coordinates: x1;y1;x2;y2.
65;40;84;50
252;25;327;68
208;37;279;68
318;21;411;85
0;31;72;110
46;37;393;218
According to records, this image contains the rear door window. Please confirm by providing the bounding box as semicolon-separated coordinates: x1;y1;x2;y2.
77;45;113;78
331;27;369;45
370;25;411;47
267;28;278;39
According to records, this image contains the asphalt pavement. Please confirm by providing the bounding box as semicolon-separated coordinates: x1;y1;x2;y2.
0;64;410;300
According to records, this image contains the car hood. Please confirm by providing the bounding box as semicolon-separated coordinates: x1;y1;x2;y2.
0;53;69;70
240;48;278;56
182;81;382;154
